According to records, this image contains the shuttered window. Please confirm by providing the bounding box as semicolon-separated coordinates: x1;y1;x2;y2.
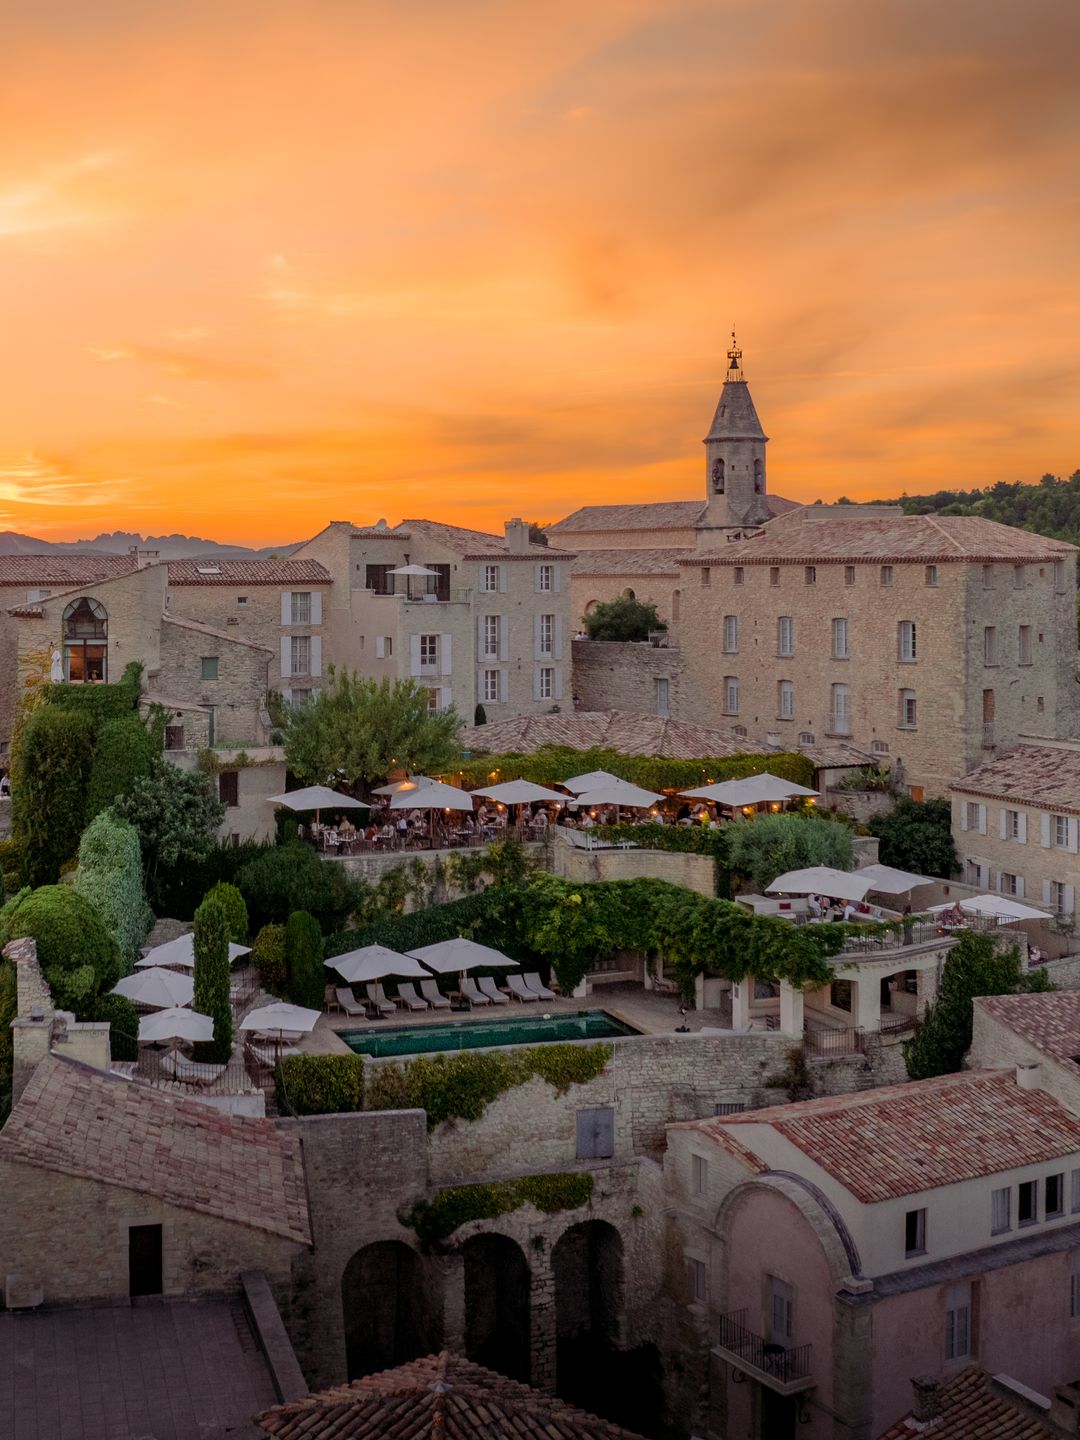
576;1106;614;1160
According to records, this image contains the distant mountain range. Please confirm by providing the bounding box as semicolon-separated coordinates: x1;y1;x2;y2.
0;530;300;559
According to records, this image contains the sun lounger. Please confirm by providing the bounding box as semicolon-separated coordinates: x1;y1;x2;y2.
476;976;510;1006
523;972;557;1000
459;978;492;1008
396;982;429;1012
247;1042;303;1066
161;1052;226;1085
505;974;540;1003
365;982;397;1017
420;979;452;1010
336;987;366;1019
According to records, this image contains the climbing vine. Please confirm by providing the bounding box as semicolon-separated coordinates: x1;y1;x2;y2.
402;1172;595;1247
440;746;814;794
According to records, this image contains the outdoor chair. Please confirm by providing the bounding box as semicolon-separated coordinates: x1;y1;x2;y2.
365;982;397;1017
336;987;366;1019
420;979;452;1010
162;1052;226;1086
459;978;492;1008
324;984;342;1013
396;982;429;1012
523;972;557;1000
476;976;510;1006
247;1041;303;1066
505;974;540;1004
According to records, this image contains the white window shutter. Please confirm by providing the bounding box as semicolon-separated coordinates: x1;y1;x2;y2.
1041;813;1052;848
440;686;452;711
376;635;385;659
554;565;561;593
1018;813;1028;844
310;635;322;676
1043;880;1052;904
498;566;506;594
280;635;292;678
499;669;508;702
499;616;509;661
960;804;968;832
410;634;422;677
533;614;542;660
475;670;483;702
533;667;542;701
1015;875;1025;899
477;613;486;652
999;809;1007;839
311;591;323;624
554;615;564;660
977;805;987;835
281;687;292;705
1070;818;1079;854
280;591;291;624
533;564;541;593
1065;884;1076;915
440;634;452;676
554;665;564;700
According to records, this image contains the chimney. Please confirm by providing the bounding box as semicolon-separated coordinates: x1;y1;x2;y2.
504;518;530;555
910;1376;941;1423
1016;1061;1041;1090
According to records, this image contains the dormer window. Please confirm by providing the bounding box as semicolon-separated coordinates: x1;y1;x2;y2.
62;597;108;683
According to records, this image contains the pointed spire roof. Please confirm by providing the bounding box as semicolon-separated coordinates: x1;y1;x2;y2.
704;331;767;442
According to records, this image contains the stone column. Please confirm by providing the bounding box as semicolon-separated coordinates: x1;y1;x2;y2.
778;981;804;1037
529;1252;558;1393
441;1249;466;1356
730;979;752;1030
852;975;881;1035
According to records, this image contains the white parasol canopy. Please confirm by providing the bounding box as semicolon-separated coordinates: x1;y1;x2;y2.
682;773;819;807
239;1002;321;1034
388;564;440;577
138;1007;214;1044
560;769;621;795
267;785;369;813
389;780;474;812
326;945;429;984
471;779;566;806
136;935;252;970
372;776;431;797
766;866;872;902
575;779;664;810
406;937;519;975
928;894;1051;924
113;967;194;1010
855;863;931;895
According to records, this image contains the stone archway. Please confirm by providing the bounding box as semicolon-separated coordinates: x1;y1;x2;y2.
462;1233;531;1381
341;1240;443;1380
552;1219;622;1348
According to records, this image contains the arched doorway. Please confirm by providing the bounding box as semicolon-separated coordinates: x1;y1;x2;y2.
462;1233;531;1381
341;1241;442;1380
63;597;108;682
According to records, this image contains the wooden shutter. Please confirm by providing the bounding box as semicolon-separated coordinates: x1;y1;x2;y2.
376;635;385;659
554;615;564;660
576;1106;613;1160
1065;885;1076;915
410;634;422;677
311;591;323;624
440;634;452;676
553;564;561;592
1069;818;1079;854
310;636;322;677
1018;812;1028;844
960;803;968;832
533;667;543;701
1041;813;1052;848
280;591;291;624
977;806;987;835
498;616;509;661
439;686;452;711
498;669;508;703
999;809;1007;839
554;665;564;701
280;636;292;678
533;614;543;659
498;565;507;594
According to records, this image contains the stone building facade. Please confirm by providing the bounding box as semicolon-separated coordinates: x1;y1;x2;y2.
570;636;682;719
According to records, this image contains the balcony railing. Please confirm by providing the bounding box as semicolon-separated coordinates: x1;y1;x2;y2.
825;712;852;736
715;1310;814;1395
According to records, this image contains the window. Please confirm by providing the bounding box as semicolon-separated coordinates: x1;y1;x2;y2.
769;1278;793;1345
290;591;311;625
880;565;894;586
805;565;817;586
1000;872;1019;897
692;1154;708;1197
832;618;849;659
1018;1178;1039;1226
1055;815;1070;848
982;564;994;589
991;1187;1011;1234
218;771;239;808
829;683;850;734
236;594;248;605
576;1106;614;1160
733;567;744;586
712;456;725;492
1019;625;1032;665
537;564;554;592
427;687;440;712
723;676;739;715
898;621;917;662
984;627;997;665
419;634;438;668
538;667;554;700
482;615;499;658
201;656;219;681
733;724;747;738
899;688;917;729
1047;1173;1065;1218
723;615;739;653
769;566;780;587
844;565;856;586
905;1208;926;1257
830;978;852;1012
872;740;889;755
290;635;311;676
777;616;794;656
778;680;794;719
798;730;815;745
925;564;938;587
539;613;555;656
714;1102;745;1116
366;563;395;595
686;1256;708;1306
1073;1169;1080;1213
63;596;108;683
128;1223;163;1299
700;567;711;587
25;588;52;602
655;677;670;717
1004;809;1021;840
1051;880;1068;915
1013;564;1026;590
483;670;500;703
482;564;500;592
944;1282;972;1361
164;725;184;751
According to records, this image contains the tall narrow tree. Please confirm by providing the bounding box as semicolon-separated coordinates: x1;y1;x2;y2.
193;893;233;1065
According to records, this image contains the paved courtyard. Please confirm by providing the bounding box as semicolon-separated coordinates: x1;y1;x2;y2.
0;1298;276;1440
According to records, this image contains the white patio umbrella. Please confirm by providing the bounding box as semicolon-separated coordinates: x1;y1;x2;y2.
136;935;252;970
682;773;819;807
574;779;665;823
113;967;194;1010
388;563;441;599
240;1001;321;1036
267;785;370;825
407;937;519;974
471;778;565;829
372;776;431;797
138;1007;214;1045
560;769;621;795
928;894;1051;924
326;945;429;984
388;779;473;811
855;863;931;895
766;866;872;902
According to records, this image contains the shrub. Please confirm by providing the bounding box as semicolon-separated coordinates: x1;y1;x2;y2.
403;1173;594;1247
90;992;140;1062
870;797;958;879
252;923;287;995
0;885;121;1014
203;881;249;944
285;910;324;1008
192;893;234;1064
724;812;854;894
146;839;270;921
74;811;152;969
277;1053;364;1115
236;844;361;933
113;764;226;893
473;703;487;726
584;595;664;642
11;706;97;886
85;715;156;821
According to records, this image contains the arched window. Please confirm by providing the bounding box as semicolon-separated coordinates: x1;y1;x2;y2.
63;597;108;683
712;457;725;494
753;458;764;493
622;587;636;600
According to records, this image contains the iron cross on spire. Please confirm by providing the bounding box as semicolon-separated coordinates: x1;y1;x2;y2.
727;328;744;381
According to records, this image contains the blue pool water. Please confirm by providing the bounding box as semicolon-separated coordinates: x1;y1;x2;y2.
341;1009;639;1058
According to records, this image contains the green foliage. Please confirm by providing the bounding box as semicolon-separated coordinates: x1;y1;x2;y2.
73;811;152;968
0;960;16;1123
192;893;234;1064
203;882;248;944
444;745;815;796
146;839;270;921
252;923;288;995
888;469;1080;544
403;1172;594;1247
365;1042;612;1129
85;716;156;821
835;765;893;793
277;1053;365;1115
90;992;139;1062
765;1044;813;1102
0;885;121;1015
281;670;463;787
870;798;958;879
113;764;226;894
904;930;1052;1079
0;839;23;897
592;823;731;896
584;595;665;642
724;813;855;893
236;843;362;933
473;703;487;726
12;706;97;885
284;909;325;1008
36;660;142;723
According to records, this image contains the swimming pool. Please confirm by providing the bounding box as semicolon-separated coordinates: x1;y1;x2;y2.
341;1009;640;1058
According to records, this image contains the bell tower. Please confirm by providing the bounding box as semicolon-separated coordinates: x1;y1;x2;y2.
697;333;771;545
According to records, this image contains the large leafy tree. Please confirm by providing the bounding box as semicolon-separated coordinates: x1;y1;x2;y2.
113;764;225;890
74;810;152;969
0;885;122;1014
869;798;957;878
281;670;463;787
584;596;665;643
724;813;854;894
11;706;96;886
235;843;361;933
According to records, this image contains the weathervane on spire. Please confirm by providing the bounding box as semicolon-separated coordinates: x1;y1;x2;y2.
727;328;744;381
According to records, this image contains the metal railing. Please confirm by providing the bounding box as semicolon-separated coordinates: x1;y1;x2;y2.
836;920;943;956
825;712;852;736
802;1026;862;1058
878;1012;918;1038
115;1039;256;1094
716;1310;813;1389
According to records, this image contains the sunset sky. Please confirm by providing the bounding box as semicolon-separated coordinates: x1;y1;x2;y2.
1;0;1078;543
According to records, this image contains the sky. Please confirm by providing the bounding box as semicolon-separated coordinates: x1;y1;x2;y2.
1;0;1078;544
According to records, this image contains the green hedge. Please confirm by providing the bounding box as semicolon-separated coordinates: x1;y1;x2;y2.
85;715;156;822
277;1053;365;1115
403;1172;594;1247
0;884;122;1015
443;746;814;794
12;707;97;885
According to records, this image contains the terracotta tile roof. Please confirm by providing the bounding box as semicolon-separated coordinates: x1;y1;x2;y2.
0;553;138;586
976;992;1080;1073
256;1352;650;1439
351;526;412;539
702;1070;1080;1203
877;1366;1058;1440
0;1055;311;1244
460;709;746;759
679;510;1076;565
168;559;330;586
570;548;687;576
784;740;877;768
6;604;45;618
402;518;565;560
547;495;796;535
163;613;274;652
950;744;1080;813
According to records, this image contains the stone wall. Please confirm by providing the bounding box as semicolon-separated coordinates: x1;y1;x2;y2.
825;788;895;824
157;616;271;745
550;835;717;897
570;637;681;717
169;579;330;697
